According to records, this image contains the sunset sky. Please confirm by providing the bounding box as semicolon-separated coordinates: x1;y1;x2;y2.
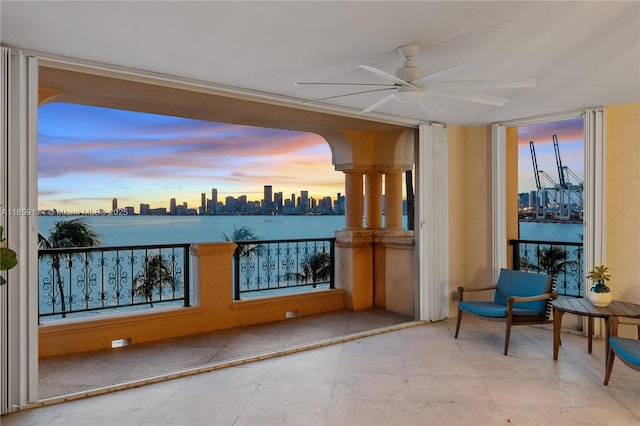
38;103;342;211
38;103;583;212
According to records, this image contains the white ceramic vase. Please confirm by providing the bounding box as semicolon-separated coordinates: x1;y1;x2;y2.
590;289;612;307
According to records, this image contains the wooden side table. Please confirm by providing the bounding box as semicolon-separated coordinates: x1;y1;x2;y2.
551;298;640;367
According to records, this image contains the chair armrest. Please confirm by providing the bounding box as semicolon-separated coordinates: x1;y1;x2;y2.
506;292;557;317
457;285;496;302
616;317;640;326
457;285;496;292
609;316;640;338
508;292;556;304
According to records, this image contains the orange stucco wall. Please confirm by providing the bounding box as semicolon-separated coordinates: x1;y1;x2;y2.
448;124;493;310
605;102;640;313
506;126;519;266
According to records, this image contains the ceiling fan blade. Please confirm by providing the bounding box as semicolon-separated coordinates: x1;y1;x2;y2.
417;95;443;115
362;93;396;113
295;82;395;87
433;79;537;89
358;65;411;87
428;90;510;106
303;87;396;103
413;61;478;83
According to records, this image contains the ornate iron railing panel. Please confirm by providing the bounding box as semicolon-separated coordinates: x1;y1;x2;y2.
234;238;335;300
38;243;191;321
509;239;584;297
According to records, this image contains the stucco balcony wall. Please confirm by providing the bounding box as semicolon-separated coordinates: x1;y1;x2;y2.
375;230;415;317
38;242;345;357
335;229;415;316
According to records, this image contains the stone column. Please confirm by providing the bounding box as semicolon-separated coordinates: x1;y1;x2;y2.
365;171;382;229
384;170;403;230
344;170;364;229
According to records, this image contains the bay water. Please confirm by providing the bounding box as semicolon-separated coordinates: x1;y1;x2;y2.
38;215;583;246
38;215;347;246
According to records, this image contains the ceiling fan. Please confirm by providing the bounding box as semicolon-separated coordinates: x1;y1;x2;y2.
296;45;536;115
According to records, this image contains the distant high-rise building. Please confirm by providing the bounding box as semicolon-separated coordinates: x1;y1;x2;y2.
225;196;236;215
211;188;218;215
124;206;135;215
238;195;248;214
176;203;187;215
335;193;345;215
140;203;151;215
112;198;118;211
201;193;207;215
529;191;537;208
264;185;273;204
169;198;177;215
283;198;295;215
263;185;273;214
274;192;283;213
319;196;333;215
300;190;309;214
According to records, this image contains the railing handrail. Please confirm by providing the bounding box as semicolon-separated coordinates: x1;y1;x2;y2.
509;238;583;247
39;242;192;255
234;237;336;245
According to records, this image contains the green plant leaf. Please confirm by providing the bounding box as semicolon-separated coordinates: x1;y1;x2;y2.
587;264;611;282
0;247;18;271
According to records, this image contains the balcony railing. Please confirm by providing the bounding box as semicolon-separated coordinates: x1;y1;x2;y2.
509;239;584;297
234;238;335;300
38;243;191;322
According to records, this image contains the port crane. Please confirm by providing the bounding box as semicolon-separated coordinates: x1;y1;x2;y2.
553;134;583;220
529;140;559;219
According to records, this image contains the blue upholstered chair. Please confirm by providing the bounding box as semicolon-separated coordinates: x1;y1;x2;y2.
604;316;640;385
454;269;556;355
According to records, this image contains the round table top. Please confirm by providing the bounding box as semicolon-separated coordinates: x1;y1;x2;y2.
551;298;640;318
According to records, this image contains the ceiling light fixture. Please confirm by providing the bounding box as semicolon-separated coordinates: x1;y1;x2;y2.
393;87;424;103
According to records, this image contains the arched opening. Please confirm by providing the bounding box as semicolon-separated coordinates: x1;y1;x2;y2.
31;62;417;400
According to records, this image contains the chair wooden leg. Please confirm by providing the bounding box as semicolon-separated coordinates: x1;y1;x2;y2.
504;317;513;356
454;309;462;338
604;350;616;385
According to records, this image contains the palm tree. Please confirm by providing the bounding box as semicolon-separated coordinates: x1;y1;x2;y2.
536;245;573;278
132;254;176;306
38;218;101;316
286;250;331;287
535;245;580;294
222;225;260;258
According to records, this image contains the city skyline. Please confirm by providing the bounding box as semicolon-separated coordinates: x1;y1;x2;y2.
99;185;345;216
38;103;343;211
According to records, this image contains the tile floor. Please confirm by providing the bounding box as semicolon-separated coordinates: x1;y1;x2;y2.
3;312;639;425
37;308;413;399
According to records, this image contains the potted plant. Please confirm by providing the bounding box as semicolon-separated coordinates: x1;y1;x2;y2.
586;264;612;307
0;226;18;285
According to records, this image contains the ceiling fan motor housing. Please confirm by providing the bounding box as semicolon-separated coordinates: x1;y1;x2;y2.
396;59;423;83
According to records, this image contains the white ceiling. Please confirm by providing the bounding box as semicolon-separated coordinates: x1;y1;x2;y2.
1;1;639;126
